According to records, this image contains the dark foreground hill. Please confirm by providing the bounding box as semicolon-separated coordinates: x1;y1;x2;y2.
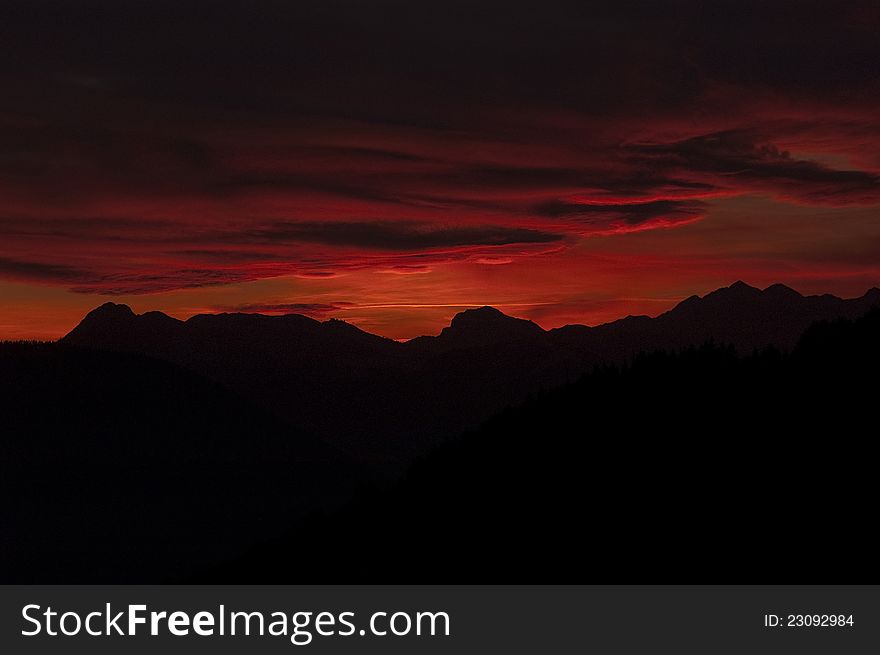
204;308;880;582
0;343;354;582
61;282;880;466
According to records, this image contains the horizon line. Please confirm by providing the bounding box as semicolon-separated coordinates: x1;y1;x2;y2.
8;280;873;344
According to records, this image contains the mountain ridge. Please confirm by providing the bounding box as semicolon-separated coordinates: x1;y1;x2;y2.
67;280;880;344
59;281;880;465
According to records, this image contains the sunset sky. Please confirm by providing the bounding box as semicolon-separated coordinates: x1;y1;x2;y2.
2;1;879;339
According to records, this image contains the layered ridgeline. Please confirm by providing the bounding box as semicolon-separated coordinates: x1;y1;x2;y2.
211;307;880;582
62;281;880;463
3;281;879;582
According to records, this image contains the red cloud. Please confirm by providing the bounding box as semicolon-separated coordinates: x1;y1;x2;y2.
2;114;879;295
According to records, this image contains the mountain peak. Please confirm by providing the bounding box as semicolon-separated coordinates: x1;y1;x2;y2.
90;302;136;318
83;303;180;326
669;280;791;318
450;306;540;328
694;280;762;305
727;280;760;294
764;283;802;300
63;303;181;347
451;305;508;322
439;306;544;346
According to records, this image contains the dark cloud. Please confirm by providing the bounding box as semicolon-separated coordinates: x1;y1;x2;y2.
0;216;172;240
170;250;289;263
532;199;706;228
627;130;880;205
598;176;720;199
0;256;90;282
3;1;879;131
234;221;565;250
66;267;295;295
436;166;593;191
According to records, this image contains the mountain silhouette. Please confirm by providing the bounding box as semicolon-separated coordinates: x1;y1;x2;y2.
4;284;879;582
550;281;880;358
68;301;397;358
61;281;880;466
409;306;545;351
205;307;880;582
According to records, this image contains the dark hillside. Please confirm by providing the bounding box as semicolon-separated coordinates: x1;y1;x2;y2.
208;308;880;581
